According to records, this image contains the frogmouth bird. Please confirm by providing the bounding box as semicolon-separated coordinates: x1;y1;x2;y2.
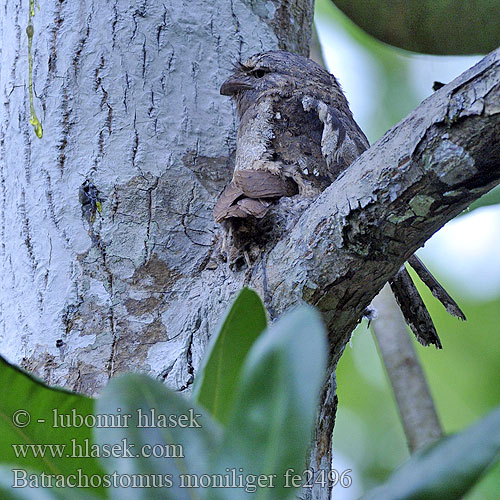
214;50;465;348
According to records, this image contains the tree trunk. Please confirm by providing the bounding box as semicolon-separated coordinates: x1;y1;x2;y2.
1;2;499;500
0;0;313;389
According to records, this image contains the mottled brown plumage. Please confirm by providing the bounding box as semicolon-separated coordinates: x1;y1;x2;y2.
215;50;465;347
214;51;368;222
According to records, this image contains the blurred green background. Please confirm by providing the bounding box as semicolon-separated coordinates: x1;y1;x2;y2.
313;1;500;498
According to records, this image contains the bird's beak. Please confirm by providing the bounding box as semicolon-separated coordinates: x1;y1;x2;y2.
220;75;254;96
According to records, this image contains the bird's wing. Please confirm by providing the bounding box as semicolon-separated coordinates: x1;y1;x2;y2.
298;94;464;345
213;181;271;222
233;168;298;199
301;95;369;175
213;182;244;222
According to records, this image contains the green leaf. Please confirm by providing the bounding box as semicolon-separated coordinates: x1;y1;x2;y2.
95;373;221;500
360;405;500;500
192;287;267;425
0;356;106;497
0;465;102;500
212;306;328;500
329;0;500;55
0;465;63;500
464;185;500;215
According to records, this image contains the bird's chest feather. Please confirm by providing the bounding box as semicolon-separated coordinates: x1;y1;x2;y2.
271;97;329;185
235;95;331;193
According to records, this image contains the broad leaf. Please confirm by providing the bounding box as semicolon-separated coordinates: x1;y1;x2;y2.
192;287;267;424
212;306;328;500
330;0;500;55
0;356;106;497
361;405;500;500
95;374;221;500
465;185;500;215
0;465;102;499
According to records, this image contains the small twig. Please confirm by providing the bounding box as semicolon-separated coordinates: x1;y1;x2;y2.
371;283;443;452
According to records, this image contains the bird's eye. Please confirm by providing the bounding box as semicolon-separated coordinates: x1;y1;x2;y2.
252;69;266;78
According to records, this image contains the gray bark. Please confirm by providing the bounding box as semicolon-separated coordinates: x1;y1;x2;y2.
265;48;500;498
0;0;312;391
372;283;443;453
1;1;499;500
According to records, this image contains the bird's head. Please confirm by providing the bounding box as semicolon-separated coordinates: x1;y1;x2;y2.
220;50;340;115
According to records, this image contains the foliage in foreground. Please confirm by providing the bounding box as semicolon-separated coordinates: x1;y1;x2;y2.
0;288;498;499
329;0;500;54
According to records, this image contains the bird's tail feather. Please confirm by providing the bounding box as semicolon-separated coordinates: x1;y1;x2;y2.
389;257;466;348
407;255;466;320
389;266;443;349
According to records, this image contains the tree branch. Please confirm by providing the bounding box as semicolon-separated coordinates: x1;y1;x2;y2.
246;47;499;491
371;283;443;453
265;47;500;352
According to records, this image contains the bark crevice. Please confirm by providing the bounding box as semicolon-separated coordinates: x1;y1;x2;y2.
1;3;499;499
